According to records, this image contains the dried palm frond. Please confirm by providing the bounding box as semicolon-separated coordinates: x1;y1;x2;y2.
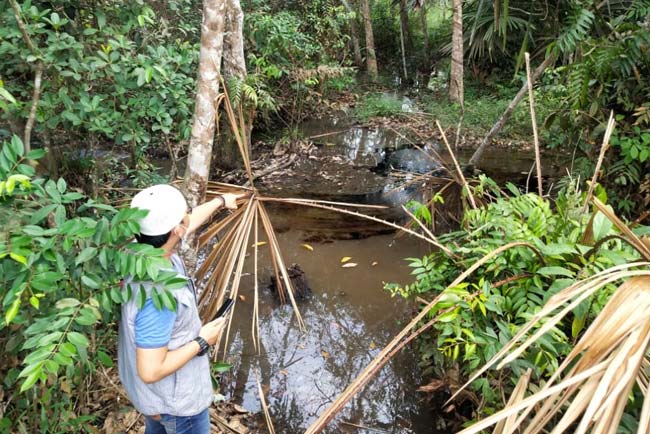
450;200;650;434
456;273;650;434
257;376;276;434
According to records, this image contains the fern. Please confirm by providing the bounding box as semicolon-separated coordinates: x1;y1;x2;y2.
555;8;595;54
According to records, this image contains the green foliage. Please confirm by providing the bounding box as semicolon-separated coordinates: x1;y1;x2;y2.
0;0;198;169
244;1;355;124
354;92;407;121
0;136;184;431
386;180;644;410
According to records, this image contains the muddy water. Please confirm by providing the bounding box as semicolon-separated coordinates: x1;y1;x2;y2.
216;208;440;434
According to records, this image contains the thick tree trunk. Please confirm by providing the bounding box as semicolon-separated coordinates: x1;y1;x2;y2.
468;55;555;167
420;1;429;62
217;0;247;170
449;0;463;105
360;0;378;81
342;0;363;68
399;0;412;49
182;0;226;272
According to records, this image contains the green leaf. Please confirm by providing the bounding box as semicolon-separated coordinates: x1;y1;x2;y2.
97;350;113;368
537;266;574;277
9;252;27;265
592;211;613;242
213;362;231;373
136;285;147;309
5;298;21;325
29;296;39;309
67;332;89;348
56;298;81;309
25;148;46;160
19;371;41;392
161;290;177;312
0;86;17;104
81;275;100;289
22;225;45;236
31;204;58;224
75;247;97;265
10;135;24;158
56;178;67;194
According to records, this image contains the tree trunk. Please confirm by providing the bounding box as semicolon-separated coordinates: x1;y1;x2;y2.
342;0;363;68
182;0;226;269
360;0;378;81
10;0;43;154
399;0;412;49
449;0;463;105
420;1;429;63
468;55;555;167
398;11;408;80
217;0;247;170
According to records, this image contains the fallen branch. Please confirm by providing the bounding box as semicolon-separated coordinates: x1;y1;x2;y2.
469;54;555;167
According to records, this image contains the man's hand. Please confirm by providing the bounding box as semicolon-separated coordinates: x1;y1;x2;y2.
199;317;226;345
220;193;241;210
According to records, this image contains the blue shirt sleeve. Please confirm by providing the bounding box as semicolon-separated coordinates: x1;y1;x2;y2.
134;298;177;349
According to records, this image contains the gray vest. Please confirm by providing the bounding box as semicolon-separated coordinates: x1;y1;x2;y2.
118;254;213;416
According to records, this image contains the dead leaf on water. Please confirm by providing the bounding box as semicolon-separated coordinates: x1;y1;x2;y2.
279;370;288;376
341;263;358;268
371;261;378;266
239;295;246;301
321;350;330;359
301;243;314;251
370;341;376;349
340;256;352;263
251;241;267;247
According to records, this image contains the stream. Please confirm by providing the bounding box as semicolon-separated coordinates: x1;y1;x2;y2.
180;105;570;433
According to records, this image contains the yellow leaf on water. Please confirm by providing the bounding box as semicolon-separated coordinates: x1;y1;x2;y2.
239;295;246;301
341;263;358;268
301;244;314;251
370;341;376;349
251;241;267;247
340;256;352;263
279;370;288;376
321;350;330;359
371;261;378;266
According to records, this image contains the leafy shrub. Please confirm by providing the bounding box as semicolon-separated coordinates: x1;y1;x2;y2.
0;1;198;168
354;92;407;121
0;137;184;431
386;179;644;409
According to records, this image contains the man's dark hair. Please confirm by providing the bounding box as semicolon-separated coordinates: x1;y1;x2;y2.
135;232;171;248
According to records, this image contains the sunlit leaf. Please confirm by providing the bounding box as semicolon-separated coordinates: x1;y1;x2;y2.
340;257;352;263
341;263;358;268
301;243;314;251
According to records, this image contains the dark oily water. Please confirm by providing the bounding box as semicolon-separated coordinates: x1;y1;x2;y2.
216;227;440;434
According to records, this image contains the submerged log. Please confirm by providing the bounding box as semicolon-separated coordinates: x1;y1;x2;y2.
270;263;311;301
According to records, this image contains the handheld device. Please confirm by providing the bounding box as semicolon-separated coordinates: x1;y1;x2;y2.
212;298;234;321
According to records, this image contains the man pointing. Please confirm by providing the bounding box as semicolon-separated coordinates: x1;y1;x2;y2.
118;184;238;434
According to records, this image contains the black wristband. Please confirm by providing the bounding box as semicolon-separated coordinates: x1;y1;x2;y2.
193;336;209;356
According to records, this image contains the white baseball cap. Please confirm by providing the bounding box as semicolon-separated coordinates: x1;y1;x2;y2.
130;184;188;235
